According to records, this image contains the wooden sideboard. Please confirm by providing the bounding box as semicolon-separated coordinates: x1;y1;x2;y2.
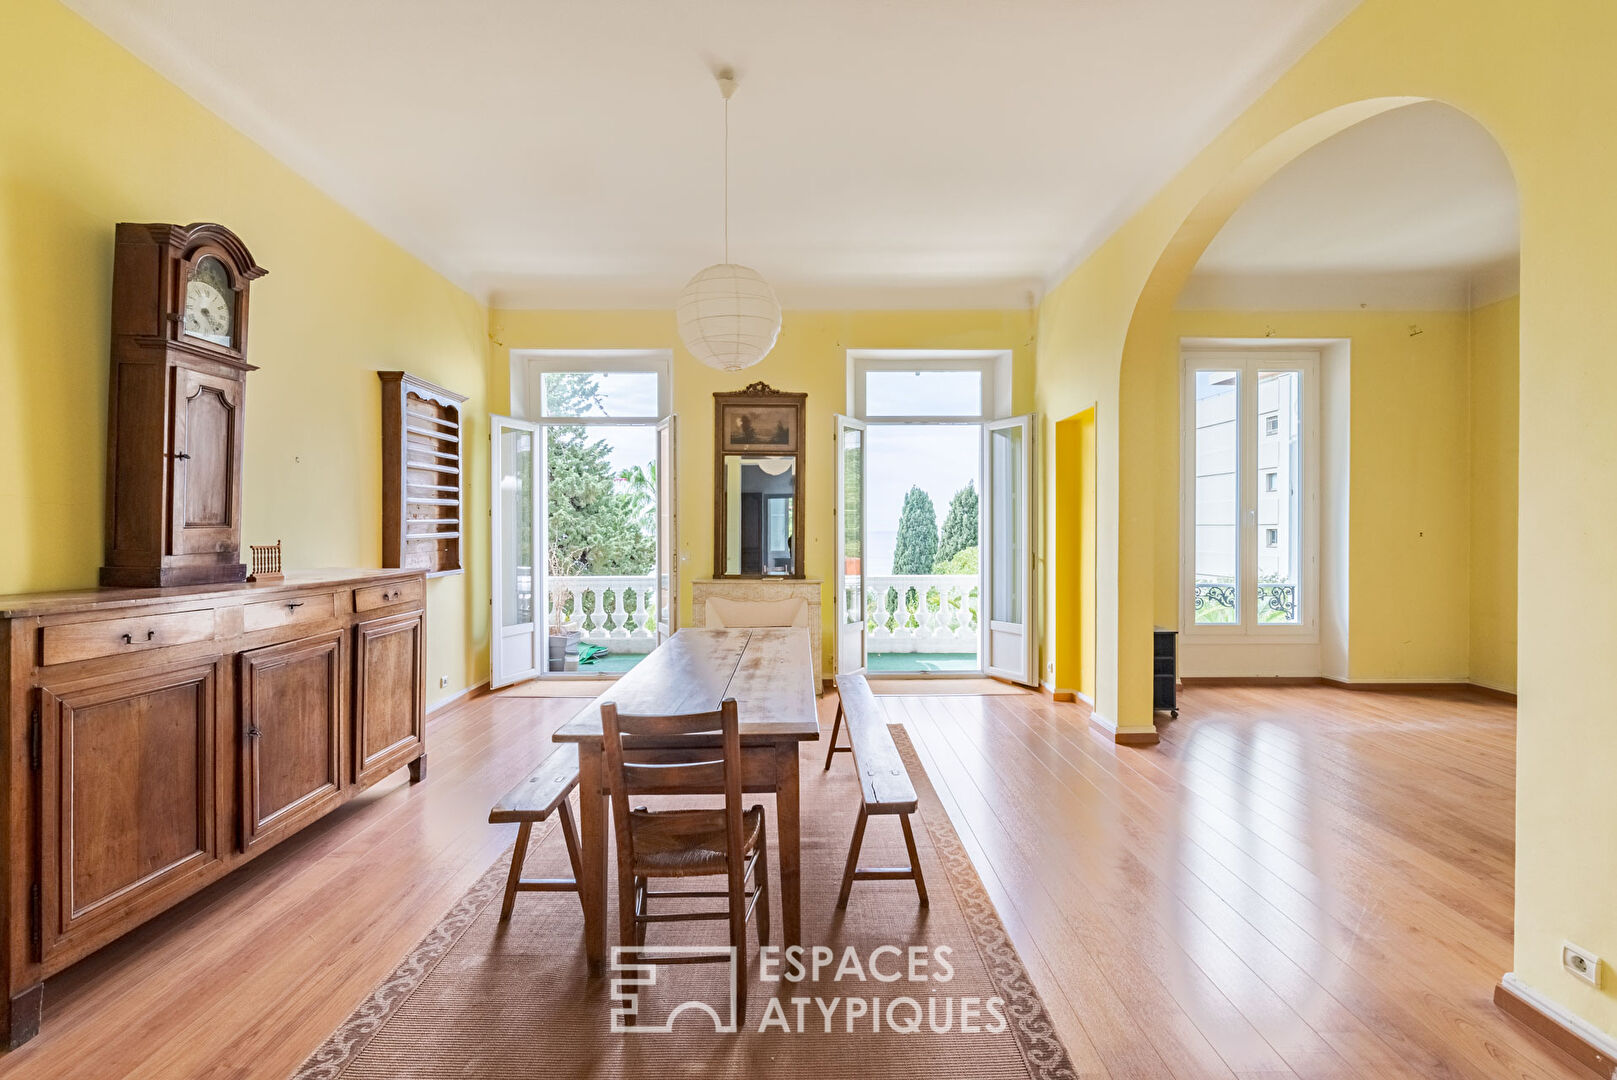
0;569;428;1046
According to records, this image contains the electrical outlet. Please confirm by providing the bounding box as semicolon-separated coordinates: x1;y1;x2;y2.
438;676;449;689
1563;942;1602;988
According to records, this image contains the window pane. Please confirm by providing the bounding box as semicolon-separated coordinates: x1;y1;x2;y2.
541;370;659;418
1257;370;1302;624
990;425;1023;624
497;427;534;627
1193;371;1239;624
842;428;863;624
865;369;983;417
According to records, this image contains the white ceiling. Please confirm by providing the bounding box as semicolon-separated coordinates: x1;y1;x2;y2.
1180;101;1520;309
64;0;1359;309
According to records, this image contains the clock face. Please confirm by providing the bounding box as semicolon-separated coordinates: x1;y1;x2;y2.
183;256;235;347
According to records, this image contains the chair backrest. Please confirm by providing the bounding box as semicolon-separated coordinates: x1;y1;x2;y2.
599;698;744;875
704;596;808;628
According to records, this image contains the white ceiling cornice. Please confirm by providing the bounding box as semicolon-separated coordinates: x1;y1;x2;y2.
64;0;1364;310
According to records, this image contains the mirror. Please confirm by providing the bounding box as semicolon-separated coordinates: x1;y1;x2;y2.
724;456;797;575
713;384;806;578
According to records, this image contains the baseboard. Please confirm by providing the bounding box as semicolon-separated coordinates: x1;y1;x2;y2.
427;680;489;718
1087;710;1159;746
1179;675;1320;687
1495;974;1617;1078
1176;674;1517;703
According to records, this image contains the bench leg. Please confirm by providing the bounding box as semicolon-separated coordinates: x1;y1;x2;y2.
500;821;535;921
557;798;585;913
900;812;929;907
836;805;869;909
821;704;847;772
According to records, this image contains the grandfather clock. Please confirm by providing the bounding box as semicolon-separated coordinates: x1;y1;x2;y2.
100;223;267;587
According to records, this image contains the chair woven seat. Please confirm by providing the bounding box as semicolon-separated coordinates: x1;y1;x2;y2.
629;805;765;877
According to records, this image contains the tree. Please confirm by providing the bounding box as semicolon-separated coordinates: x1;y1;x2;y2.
935;481;978;566
891;486;938;575
544;373;655;584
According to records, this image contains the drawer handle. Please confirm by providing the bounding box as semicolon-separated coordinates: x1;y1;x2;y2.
121;630;156;644
287;601;304;610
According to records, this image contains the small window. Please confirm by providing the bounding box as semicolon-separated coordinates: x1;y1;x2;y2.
541;370;660;419
1264;471;1278;492
864;369;983;418
1264;413;1279;436
1265;528;1279;547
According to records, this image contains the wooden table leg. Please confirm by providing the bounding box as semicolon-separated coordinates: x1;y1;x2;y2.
576;743;609;975
775;741;802;949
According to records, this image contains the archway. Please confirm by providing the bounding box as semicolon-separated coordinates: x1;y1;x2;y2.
1089;96;1522;735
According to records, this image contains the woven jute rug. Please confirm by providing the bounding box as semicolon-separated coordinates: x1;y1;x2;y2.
293;727;1076;1079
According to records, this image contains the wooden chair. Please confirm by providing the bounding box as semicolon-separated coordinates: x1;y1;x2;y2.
487;743;585;920
600;698;770;1019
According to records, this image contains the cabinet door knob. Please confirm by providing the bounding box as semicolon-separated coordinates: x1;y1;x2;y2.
247;726;262;739
171;452;191;461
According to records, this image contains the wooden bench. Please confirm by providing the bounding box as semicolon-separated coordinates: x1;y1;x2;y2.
830;673;928;908
487;743;585;920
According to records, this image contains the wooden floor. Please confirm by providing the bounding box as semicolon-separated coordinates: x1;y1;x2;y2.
0;684;1585;1079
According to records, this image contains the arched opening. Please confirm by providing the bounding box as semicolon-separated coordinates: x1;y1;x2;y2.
1086;97;1521;733
1166;101;1519;686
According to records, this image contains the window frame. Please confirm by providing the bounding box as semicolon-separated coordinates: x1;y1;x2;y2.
1180;346;1320;642
847;349;1012;422
514;348;672;423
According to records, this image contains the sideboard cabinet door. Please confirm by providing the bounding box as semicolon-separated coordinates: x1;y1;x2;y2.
38;661;223;961
353;613;425;785
239;632;345;852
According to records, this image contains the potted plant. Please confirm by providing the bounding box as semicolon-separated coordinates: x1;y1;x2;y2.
546;549;584;670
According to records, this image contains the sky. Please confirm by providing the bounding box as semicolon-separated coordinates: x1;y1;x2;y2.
865;425;980;575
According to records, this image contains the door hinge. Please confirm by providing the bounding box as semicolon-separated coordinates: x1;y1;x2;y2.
28;881;41;956
28;707;41;772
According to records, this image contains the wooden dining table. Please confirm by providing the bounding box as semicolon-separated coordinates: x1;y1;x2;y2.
552;627;821;973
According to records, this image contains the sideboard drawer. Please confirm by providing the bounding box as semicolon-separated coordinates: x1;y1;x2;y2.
242;593;337;634
41;608;218;666
353;579;424;613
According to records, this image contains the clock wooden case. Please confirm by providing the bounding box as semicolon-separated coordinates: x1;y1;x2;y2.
100;223;267;587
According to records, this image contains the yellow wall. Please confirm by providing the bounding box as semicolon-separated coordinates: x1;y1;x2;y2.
1469;295;1520;692
1165;310;1475;682
1035;0;1615;1034
489;308;1036;674
0;0;490;707
1050;408;1096;697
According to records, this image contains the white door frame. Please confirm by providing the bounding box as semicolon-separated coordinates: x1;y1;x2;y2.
983;414;1037;685
489;414;543;689
834;415;868;675
656;415;678;644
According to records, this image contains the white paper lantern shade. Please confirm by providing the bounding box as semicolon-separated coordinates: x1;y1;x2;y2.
676;263;782;371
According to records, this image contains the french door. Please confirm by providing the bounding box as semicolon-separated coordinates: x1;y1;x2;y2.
833;415;867;674
656;415;678;643
490;415;542;688
1181;351;1318;638
983;415;1036;685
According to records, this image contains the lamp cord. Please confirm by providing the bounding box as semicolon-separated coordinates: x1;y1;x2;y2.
723;94;730;264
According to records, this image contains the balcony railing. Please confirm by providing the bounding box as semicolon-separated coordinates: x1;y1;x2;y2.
544;574;659;654
862;574;978;654
529;572;982;657
1193;581;1298;623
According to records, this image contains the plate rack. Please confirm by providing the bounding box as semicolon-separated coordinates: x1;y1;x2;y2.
380;371;467;576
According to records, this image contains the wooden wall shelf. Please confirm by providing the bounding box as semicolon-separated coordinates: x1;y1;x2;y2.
380;372;467;577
